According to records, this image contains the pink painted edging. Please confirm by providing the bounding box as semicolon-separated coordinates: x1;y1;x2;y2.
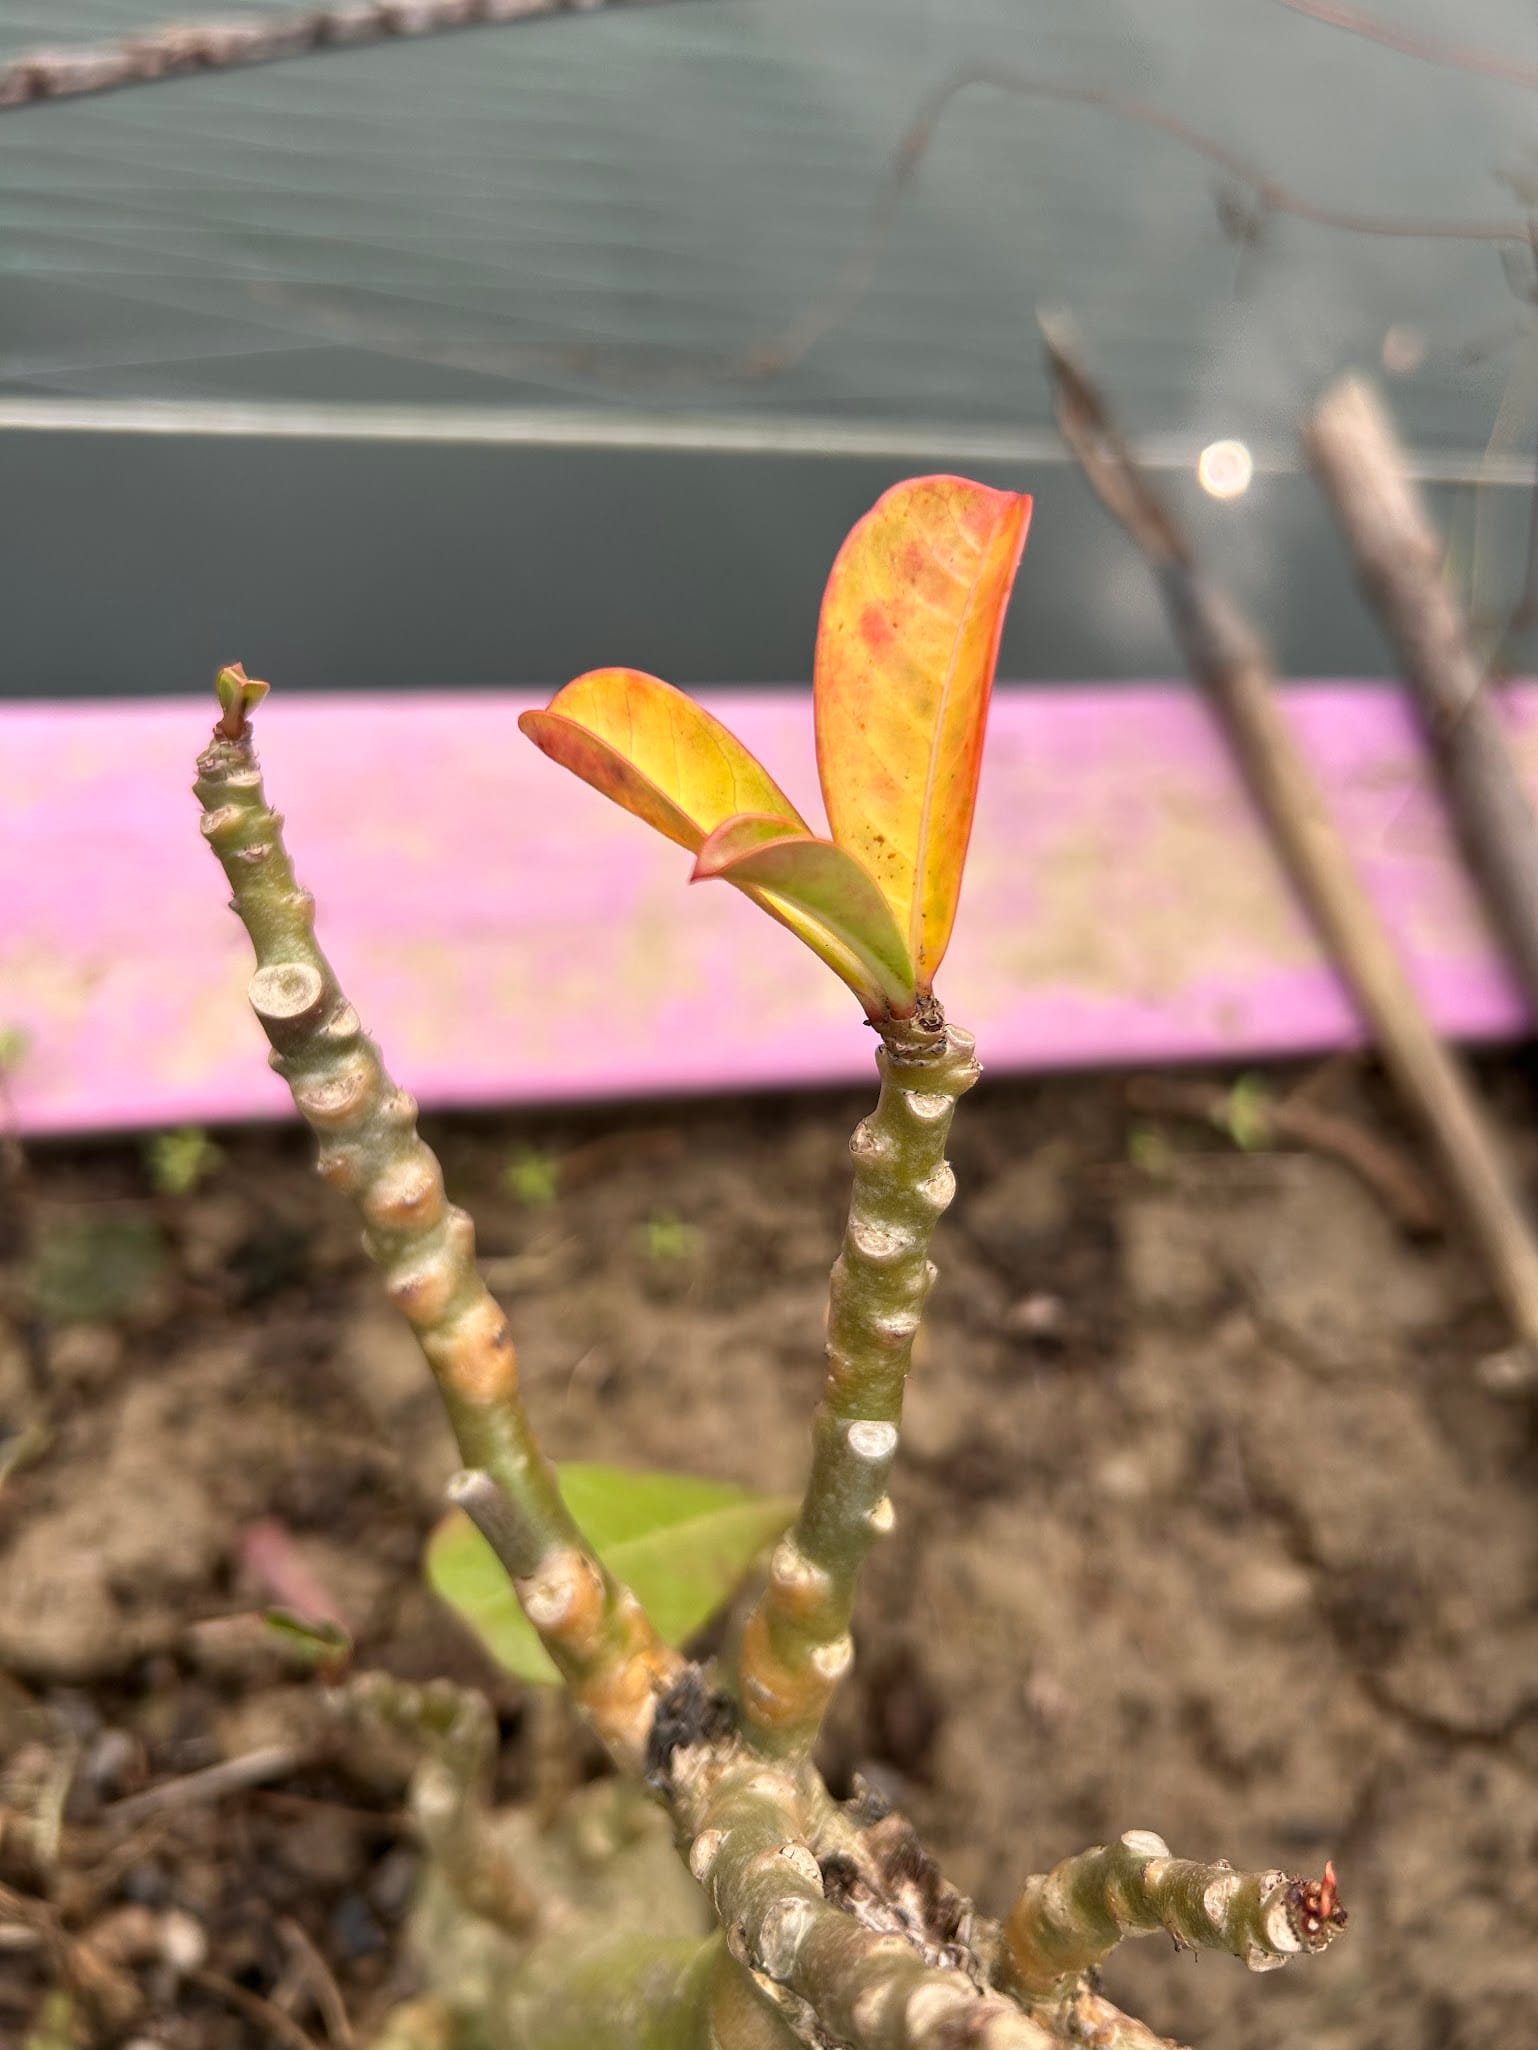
3;683;1535;1137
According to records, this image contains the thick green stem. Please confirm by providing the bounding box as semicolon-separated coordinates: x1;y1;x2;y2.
678;1755;1053;2050
194;715;680;1769
737;1022;979;1756
506;1929;802;2050
1026;1983;1193;2050
1000;1830;1347;1999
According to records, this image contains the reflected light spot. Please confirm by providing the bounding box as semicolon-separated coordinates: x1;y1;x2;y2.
1381;325;1426;376
1197;439;1253;500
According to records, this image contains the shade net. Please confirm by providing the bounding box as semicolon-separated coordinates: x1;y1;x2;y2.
4;0;1536;457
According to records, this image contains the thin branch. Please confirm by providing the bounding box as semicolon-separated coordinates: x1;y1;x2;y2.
1000;1830;1345;2000
195;51;1536;414
7;36;1524;439
102;1744;306;1827
0;1;702;115
193;682;680;1770
884;65;1526;255
277;1918;354;2050
737;63;1528;396
1125;1074;1443;1236
1304;373;1538;1022
190;1966;327;2050
1043;318;1538;1370
1272;0;1538;92
9;15;1521;258
735;1020;979;1760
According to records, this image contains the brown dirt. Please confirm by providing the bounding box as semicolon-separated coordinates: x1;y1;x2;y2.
2;1060;1536;2049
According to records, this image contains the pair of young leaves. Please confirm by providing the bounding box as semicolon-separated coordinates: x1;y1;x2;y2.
520;475;1032;1021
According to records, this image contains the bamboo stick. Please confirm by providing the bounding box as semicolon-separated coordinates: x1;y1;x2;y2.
1041;318;1538;1369
1304;372;1538;1017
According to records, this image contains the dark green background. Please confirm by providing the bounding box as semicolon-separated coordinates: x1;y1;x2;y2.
3;0;1534;695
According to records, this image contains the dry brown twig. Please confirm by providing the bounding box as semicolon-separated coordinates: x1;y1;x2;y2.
192;1964;328;2050
1304;373;1538;1024
737;62;1531;394
228;47;1538;409
279;1915;355;2049
1126;1074;1443;1236
1042;314;1538;1372
0;1882;145;2038
1273;0;1538;93
0;1;701;113
102;1743;311;1828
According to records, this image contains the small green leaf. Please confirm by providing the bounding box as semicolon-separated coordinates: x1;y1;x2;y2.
1126;1123;1174;1180
214;661;270;737
426;1464;795;1685
23;1989;77;2050
502;1147;560;1207
692;815;917;1018
263;1609;353;1675
0;1420;52;1497
143;1125;223;1196
1224;1073;1273;1153
644;1210;698;1264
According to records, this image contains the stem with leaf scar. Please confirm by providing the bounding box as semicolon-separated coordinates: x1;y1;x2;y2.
677;1754;1055;2050
735;1019;980;1758
999;1830;1347;2003
193;679;680;1773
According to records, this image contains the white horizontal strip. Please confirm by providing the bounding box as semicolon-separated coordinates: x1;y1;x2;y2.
0;394;1523;485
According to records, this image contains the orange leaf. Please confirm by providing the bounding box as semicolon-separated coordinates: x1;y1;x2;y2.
693;815;916;1018
519;668;808;852
814;476;1031;989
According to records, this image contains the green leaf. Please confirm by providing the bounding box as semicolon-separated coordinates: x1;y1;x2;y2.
143;1125;223;1197
262;1609;353;1675
426;1464;795;1685
692;815;917;1017
1224;1073;1273;1153
502;1147;560;1207
214;661;270;736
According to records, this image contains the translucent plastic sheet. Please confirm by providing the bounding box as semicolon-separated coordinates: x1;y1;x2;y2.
4;0;1536;457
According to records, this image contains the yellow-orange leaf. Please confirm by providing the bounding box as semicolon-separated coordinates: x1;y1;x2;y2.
814;476;1031;988
693;815;916;1018
518;668;808;852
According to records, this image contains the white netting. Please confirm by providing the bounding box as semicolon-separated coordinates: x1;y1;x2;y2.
0;0;1533;455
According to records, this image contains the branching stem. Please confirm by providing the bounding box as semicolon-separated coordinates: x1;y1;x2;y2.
679;1755;1053;2050
193;711;680;1770
736;1021;979;1758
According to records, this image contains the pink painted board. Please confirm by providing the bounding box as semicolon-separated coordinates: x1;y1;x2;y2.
2;683;1536;1137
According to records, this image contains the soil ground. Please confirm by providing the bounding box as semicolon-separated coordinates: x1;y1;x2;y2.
2;1059;1536;2050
